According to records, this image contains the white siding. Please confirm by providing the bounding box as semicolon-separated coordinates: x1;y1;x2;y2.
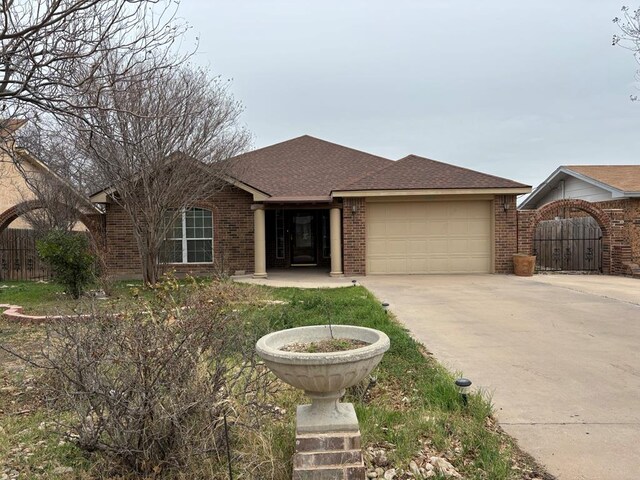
535;177;612;207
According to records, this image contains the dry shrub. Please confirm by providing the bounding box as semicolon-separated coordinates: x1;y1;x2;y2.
39;279;278;476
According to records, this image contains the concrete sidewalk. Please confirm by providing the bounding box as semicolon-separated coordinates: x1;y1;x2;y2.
360;274;640;480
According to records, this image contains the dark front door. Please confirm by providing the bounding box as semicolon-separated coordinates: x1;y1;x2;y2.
291;212;316;265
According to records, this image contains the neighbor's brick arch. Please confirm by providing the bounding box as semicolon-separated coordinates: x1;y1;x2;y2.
0;200;104;245
519;199;615;274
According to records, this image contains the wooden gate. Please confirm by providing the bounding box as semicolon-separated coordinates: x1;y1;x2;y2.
533;217;602;272
0;229;52;281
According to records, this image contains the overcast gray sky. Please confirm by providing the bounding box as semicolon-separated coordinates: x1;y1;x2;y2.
179;0;639;188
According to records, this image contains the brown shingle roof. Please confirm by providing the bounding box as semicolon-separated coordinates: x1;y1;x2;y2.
228;135;392;197
565;165;640;193
338;154;529;191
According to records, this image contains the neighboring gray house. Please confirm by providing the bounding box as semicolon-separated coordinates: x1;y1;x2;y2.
519;165;640;209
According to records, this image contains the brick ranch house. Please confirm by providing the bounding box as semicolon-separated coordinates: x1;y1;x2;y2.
519;165;640;274
91;135;532;278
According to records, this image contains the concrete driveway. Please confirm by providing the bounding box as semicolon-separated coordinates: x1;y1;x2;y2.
360;274;640;480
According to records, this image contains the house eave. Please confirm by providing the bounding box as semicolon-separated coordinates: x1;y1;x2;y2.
332;187;531;198
224;176;270;201
262;196;332;203
519;166;633;209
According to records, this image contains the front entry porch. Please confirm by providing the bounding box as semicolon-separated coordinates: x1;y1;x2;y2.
251;204;343;278
236;267;355;288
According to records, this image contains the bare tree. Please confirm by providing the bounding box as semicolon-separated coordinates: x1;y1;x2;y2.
59;53;250;285
16;119;99;194
613;5;640;100
0;0;185;118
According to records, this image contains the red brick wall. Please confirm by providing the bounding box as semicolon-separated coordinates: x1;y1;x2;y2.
517;198;639;275
494;195;519;273
342;198;365;275
593;199;640;265
516;209;536;256
104;185;254;278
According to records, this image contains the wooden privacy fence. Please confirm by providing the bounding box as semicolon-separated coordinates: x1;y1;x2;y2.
0;228;52;281
533;217;602;272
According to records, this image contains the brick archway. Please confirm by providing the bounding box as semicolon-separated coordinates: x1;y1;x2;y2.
522;199;613;274
0;200;104;242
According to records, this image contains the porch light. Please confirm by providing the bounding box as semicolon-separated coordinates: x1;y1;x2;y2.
455;378;472;406
382;302;389;313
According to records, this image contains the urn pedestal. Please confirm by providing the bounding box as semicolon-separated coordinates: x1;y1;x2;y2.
256;325;391;480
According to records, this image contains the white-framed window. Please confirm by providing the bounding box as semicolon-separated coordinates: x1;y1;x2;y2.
162;208;213;264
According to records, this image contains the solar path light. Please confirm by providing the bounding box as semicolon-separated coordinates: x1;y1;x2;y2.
455;378;472;406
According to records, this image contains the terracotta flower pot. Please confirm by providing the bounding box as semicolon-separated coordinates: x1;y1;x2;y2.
513;254;536;276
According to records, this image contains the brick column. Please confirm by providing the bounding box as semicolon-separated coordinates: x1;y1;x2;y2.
605;208;627;275
293;431;365;479
494;195;518;273
342;198;365;276
517;209;536;256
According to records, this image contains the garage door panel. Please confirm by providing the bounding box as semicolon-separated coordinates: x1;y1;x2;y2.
409;222;430;235
386;221;408;236
428;238;449;255
368;222;388;237
449;238;470;252
469;220;491;234
427;257;450;273
407;258;429;273
386;258;408;273
368;239;387;255
448;220;469;235
429;220;448;235
408;239;428;253
367;201;492;274
387;240;408;255
468;240;491;254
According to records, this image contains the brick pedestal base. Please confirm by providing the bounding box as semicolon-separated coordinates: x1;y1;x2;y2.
292;431;365;480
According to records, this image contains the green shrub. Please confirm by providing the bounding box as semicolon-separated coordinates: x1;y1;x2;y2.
36;230;95;299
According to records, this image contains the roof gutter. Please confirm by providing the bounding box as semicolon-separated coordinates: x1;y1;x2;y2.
332;187;531;198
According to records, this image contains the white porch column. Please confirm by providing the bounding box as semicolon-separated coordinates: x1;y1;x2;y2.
329;207;343;277
253;205;267;278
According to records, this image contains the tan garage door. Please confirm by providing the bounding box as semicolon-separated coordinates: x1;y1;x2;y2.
366;200;492;274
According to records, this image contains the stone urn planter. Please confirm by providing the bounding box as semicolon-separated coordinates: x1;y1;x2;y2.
513;253;536;276
256;325;390;433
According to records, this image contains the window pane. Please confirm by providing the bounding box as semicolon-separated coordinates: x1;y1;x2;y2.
161;240;183;263
187;240;212;263
185;211;195;228
163;210;182;239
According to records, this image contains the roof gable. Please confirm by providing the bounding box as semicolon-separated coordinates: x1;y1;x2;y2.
520;165;640;209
